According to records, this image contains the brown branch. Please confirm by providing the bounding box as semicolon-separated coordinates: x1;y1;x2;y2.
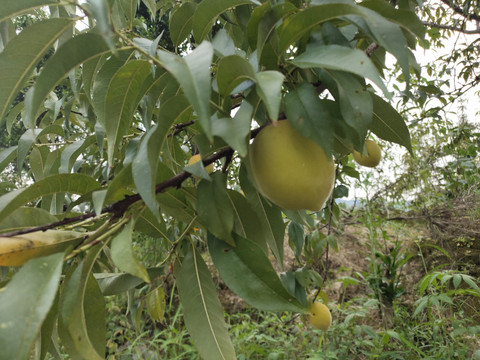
439;0;480;21
424;21;480;34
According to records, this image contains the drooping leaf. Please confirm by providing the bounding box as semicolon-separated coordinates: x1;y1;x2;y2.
255;70;284;121
0;230;83;266
86;0;116;51
0;18;74;121
0;252;64;360
317;70;373;142
0;146;17;173
146;286;166;322
226;190;268;255
0;173;101;223
169;2;197;47
59;135;97;173
211;100;253;157
110;219;150;283
92;49;133;131
284;82;335;157
175;244;236;360
133;95;191;217
0;207;58;232
208;232;304;312
371;93;412;153
0;0;61;22
101;60;154;166
197;172;234;245
292;45;389;97
278;2;411;84
24;32;112;127
216;55;256;96
192;0;254;42
58;243;107;360
239;165;285;264
95;267;164;296
157;41;214;139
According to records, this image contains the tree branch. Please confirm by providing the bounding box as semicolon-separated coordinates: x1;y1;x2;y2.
424;21;480;34
438;0;480;21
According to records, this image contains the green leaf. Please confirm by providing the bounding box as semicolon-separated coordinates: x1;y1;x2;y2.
292;45;389;97
288;222;304;261
169;2;197;47
246;2;296;64
0;18;74;121
360;0;425;41
59;135;97;174
95;268;164;296
157;41;214;139
211;100;253;157
25;32;111;127
0;146;17;173
92;49;133;132
192;0;254;42
100;60;154;166
197;172;234;245
133;95;191;217
208;232;304;312
0;173;101;223
58;243;106;360
284;82;335;157
135;207;168;240
0;207;58;232
216;55;256;96
226;190;268;255
239;165;285;264
86;0;116;51
255;70;284;121
0;252;64;360
175;244;236;360
110;219;150;283
157;188;196;224
0;0;61;23
317;70;373;142
371;93;412;153
146;286;166;322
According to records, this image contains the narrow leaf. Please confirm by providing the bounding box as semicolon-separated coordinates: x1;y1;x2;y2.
211;100;253;157
0;173;101;223
169;2;197;47
0;18;74;121
371;93;412;153
255;70;284;121
25;32;111;127
58;243;107;360
101;60;153;166
175;244;236;360
157;41;214;139
197;172;234;245
0;0;63;24
192;0;253;42
110;219;150;283
0;252;64;360
208;232;304;312
292;45;389;97
284;82;334;157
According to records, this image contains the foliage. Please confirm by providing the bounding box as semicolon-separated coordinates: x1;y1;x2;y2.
0;0;476;359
